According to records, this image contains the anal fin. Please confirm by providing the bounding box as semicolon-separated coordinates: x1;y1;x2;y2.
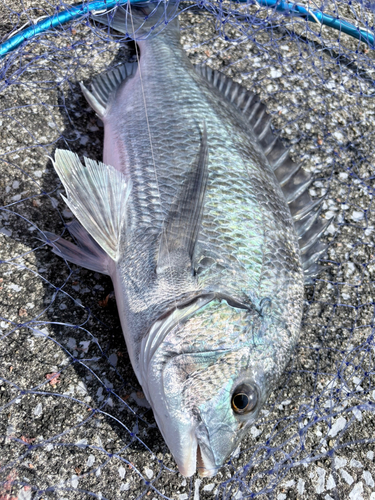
81;62;138;118
42;221;112;275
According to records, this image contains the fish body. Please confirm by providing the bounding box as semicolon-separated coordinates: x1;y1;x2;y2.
49;4;326;477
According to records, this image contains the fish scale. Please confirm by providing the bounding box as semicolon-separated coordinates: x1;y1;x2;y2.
110;36;302;312
46;3;326;477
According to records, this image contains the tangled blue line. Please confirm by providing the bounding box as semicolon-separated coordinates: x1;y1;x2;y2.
0;0;374;58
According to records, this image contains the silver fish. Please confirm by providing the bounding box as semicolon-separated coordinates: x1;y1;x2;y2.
46;3;328;477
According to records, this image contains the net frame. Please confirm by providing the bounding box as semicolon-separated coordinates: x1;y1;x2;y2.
1;1;375;498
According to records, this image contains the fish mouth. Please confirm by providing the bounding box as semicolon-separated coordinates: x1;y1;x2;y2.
142;320;232;478
196;444;219;477
173;438;218;478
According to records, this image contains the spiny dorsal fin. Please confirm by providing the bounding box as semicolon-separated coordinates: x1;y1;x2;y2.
157;123;209;274
195;64;329;283
53;149;132;261
81;62;138;118
194;64;256;117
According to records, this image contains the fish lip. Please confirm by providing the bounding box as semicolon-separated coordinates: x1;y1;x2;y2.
152;408;219;477
172;435;219;478
172;435;198;477
195;418;221;477
196;444;219;478
142;309;235;479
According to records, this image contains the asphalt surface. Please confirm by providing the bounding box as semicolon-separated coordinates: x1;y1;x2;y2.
1;2;375;499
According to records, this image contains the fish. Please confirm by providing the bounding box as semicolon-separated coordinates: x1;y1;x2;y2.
44;2;329;477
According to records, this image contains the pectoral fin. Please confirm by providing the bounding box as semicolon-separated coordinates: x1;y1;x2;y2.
53;149;131;261
157;123;208;273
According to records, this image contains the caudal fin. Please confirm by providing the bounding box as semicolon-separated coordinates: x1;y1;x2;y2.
91;1;180;40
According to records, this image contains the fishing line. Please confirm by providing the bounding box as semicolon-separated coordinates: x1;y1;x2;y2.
128;0;179;311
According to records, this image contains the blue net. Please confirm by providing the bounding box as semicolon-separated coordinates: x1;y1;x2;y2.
1;0;375;498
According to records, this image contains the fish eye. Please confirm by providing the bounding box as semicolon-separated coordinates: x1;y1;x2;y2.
231;383;258;414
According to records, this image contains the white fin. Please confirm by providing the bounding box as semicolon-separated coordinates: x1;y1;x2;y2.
80;62;138;118
80;82;106;118
53;149;131;261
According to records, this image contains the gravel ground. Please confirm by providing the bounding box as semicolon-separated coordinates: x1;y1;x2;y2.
1;1;375;499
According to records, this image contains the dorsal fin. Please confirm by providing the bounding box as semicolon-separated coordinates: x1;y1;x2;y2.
157;123;209;274
195;64;328;283
194;65;256;117
81;62;138;118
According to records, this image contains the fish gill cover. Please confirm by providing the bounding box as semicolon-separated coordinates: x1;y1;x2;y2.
1;0;375;498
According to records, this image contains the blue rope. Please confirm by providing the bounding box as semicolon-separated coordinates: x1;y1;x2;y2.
0;0;144;57
0;0;374;57
256;0;374;47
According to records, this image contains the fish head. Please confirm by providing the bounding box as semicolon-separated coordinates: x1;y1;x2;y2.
159;353;264;478
141;298;297;477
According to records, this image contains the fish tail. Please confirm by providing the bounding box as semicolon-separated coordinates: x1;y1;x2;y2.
92;1;180;40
